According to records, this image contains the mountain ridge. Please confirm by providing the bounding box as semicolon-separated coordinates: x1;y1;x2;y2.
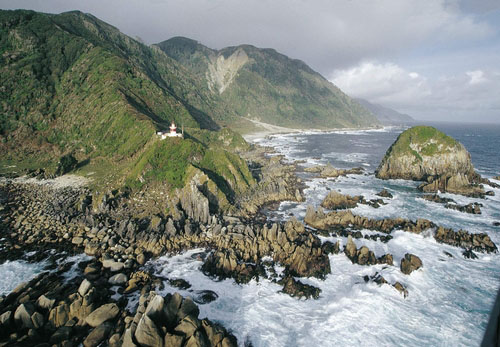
156;36;380;130
354;98;413;125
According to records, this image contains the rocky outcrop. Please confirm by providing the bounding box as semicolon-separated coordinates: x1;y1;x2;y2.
434;226;497;253
180;182;210;225
305;206;497;254
201;218;331;285
0;270;237;346
422;194;482;214
320;190;387;210
344;236;394;266
375;126;485;197
236;151;304;217
304;165;364;178
321;191;359;210
305;206;434;235
400;254;422;275
376;189;393;198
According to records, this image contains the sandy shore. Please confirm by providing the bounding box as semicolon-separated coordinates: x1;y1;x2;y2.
241;118;383;142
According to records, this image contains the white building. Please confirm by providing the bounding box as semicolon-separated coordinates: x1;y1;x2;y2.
157;122;183;140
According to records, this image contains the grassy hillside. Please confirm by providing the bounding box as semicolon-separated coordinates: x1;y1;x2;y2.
382;126;460;163
0;10;252;208
156;37;379;130
0;11;242;162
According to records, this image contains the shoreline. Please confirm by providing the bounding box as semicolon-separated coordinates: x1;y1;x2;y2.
241;118;387;142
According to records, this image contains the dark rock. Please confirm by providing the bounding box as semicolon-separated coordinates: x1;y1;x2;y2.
462;249;478;259
280;276;321;299
322;240;340;255
192;290;219;305
376;189;393;198
168;278;192;290
400;253;422;275
83;322;113;347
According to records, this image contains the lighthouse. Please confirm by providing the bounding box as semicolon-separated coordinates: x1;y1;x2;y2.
158;121;183;139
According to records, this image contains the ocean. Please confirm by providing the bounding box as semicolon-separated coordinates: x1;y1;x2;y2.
2;121;499;346
149;122;500;346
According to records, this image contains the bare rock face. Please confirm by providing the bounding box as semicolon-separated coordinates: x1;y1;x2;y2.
375;126;484;197
321;191;359;210
180;182;210;225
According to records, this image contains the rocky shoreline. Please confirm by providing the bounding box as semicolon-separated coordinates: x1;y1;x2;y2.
1;138;499;346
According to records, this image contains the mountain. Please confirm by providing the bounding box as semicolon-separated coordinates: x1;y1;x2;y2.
156;37;379;130
0;10;253;204
354;98;413;125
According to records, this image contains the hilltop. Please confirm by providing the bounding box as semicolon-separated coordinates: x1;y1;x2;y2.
156;37;379;131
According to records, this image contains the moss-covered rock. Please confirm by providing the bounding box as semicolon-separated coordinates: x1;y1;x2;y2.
375;126;484;196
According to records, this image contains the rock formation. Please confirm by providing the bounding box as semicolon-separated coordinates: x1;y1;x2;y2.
400;254;423;275
304;206;497;254
375;126;486;197
304;165;363;178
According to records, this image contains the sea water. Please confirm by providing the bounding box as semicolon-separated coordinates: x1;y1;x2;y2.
150;122;500;346
1;122;499;346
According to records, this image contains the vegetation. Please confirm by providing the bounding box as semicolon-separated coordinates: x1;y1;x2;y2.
156;37;379;130
0;9;377;214
383;126;460;162
126;129;255;204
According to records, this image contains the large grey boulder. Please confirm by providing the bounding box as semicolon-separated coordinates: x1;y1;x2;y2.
135;314;163;347
85;303;120;327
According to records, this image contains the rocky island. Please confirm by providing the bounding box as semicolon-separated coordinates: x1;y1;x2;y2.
375;126;492;197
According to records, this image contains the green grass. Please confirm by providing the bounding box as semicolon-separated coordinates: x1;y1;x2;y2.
384;126;459;162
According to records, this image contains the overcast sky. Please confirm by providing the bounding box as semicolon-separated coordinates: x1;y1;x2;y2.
1;0;499;123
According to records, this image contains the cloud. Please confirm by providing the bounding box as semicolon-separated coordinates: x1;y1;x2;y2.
466;70;486;85
331;62;500;122
0;0;496;73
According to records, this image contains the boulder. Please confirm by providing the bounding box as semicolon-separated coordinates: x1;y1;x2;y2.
280;276;321;299
85;303;120;327
400;253;423;275
109;273;128;285
165;333;184;347
14;303;35;329
102;259;125;272
78;279;92;297
36;294;55;311
84;322;113;347
135;314;163;347
48;303;70;328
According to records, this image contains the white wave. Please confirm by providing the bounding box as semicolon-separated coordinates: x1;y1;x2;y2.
149;240;499;347
0;259;48;296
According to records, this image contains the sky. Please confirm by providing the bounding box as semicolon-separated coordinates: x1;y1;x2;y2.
1;0;499;123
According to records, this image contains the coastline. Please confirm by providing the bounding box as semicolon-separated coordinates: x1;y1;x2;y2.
241;117;386;142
